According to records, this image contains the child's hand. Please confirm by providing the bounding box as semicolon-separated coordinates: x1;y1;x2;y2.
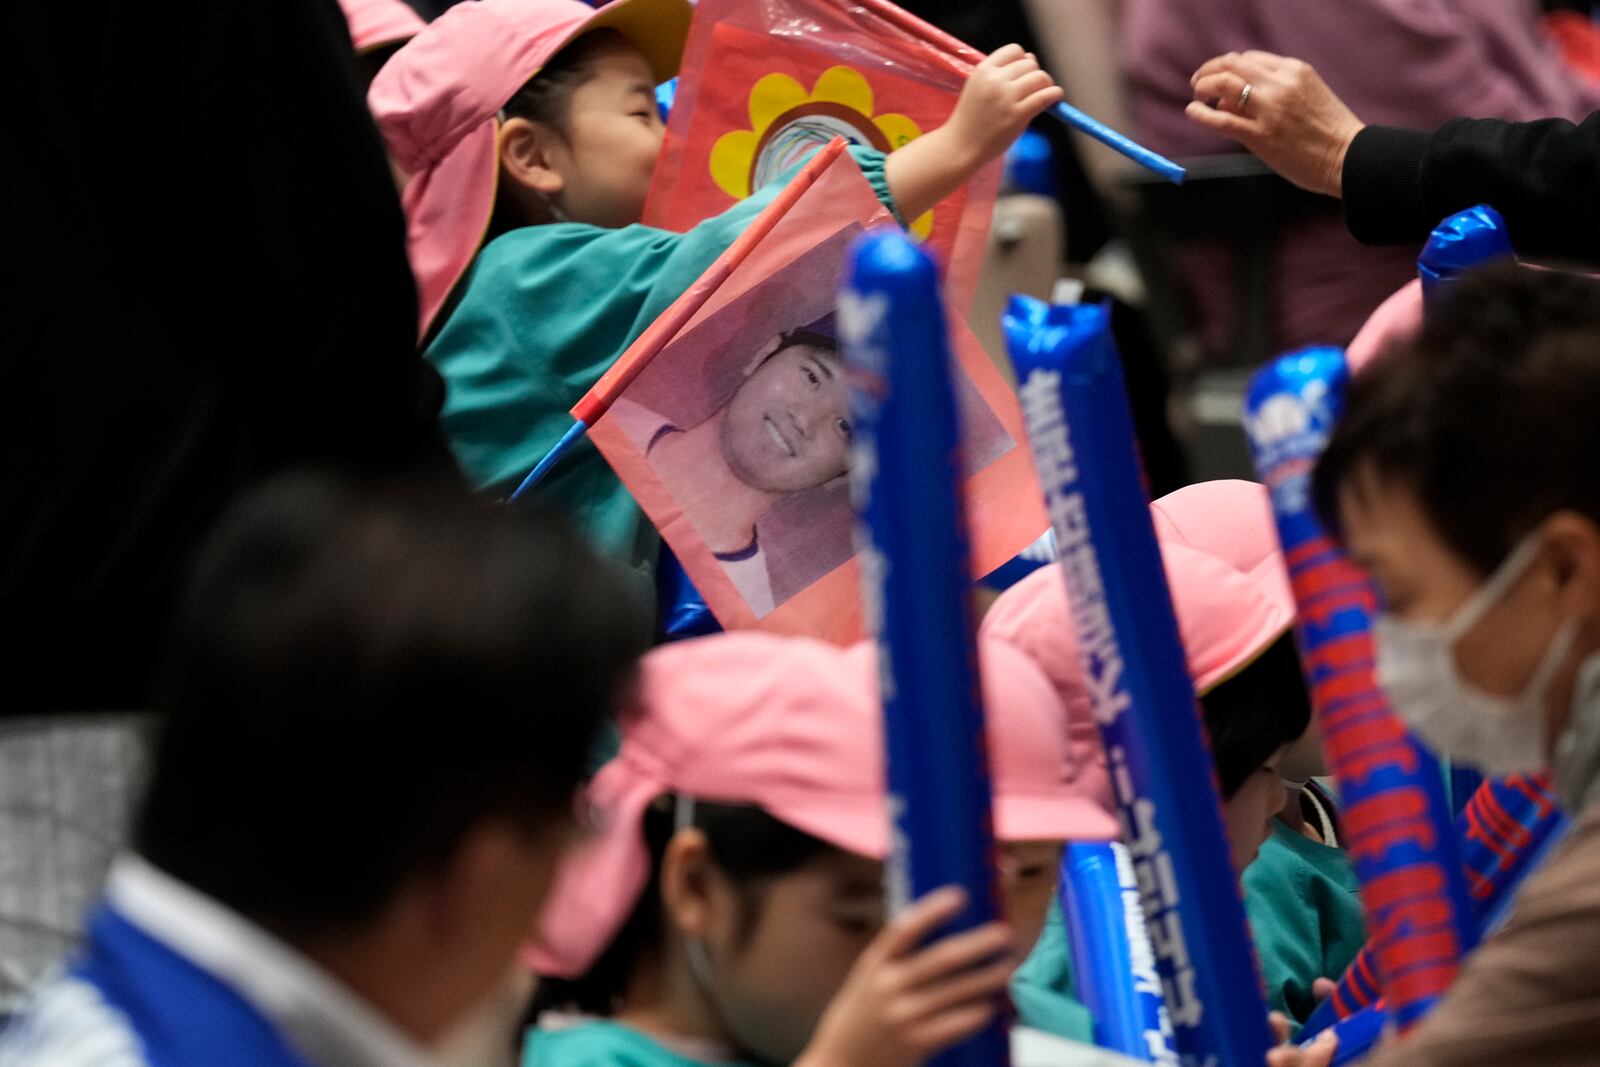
883;46;1062;221
796;887;1013;1067
946;45;1063;169
1264;1012;1338;1067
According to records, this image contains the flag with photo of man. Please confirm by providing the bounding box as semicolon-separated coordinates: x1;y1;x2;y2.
587;143;1045;640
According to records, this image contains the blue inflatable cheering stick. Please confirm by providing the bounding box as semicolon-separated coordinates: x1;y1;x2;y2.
1005;296;1272;1067
1058;842;1178;1063
843;228;1008;1067
1245;347;1477;1034
1418;204;1514;312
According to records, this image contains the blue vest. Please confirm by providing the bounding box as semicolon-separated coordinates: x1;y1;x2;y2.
70;905;318;1067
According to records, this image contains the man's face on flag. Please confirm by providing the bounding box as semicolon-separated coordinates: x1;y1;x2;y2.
720;338;852;493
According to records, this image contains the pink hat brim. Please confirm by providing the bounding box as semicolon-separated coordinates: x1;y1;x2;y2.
765;790;890;862
340;0;426;55
994;792;1119;844
524;761;890;980
403;118;499;340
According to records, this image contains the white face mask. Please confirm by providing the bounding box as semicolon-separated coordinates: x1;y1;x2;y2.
1375;536;1578;776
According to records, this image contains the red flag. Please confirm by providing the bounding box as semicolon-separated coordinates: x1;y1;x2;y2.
643;0;1000;311
590;149;1045;641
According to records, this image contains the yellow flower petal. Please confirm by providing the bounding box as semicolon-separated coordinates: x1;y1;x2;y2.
810;66;875;117
748;73;809;136
910;210;934;241
709;129;759;199
872;112;924;150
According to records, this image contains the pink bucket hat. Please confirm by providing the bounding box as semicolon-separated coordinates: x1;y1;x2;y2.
842;640;1120;843
337;0;426;55
978;580;1116;817
1149;479;1296;692
369;0;692;339
527;632;888;979
982;480;1296;796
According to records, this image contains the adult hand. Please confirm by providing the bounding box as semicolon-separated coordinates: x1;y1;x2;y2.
1184;51;1364;198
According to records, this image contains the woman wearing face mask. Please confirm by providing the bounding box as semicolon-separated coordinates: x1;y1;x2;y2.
1269;263;1600;1067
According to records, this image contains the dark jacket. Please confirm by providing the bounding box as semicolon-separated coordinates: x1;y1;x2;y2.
1343;111;1600;260
5;0;453;712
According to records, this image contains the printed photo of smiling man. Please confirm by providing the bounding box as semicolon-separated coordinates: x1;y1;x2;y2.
588;168;1036;639
610;314;852;616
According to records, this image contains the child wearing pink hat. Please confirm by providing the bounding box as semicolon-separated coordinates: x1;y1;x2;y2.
369;0;1062;571
982;480;1364;1028
844;638;1120;1046
522;631;1118;1067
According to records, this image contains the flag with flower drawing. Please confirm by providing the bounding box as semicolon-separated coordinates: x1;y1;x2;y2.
643;0;1001;310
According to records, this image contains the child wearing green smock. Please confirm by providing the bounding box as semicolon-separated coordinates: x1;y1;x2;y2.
369;0;1064;573
519;634;1113;1067
426;147;893;568
1009;901;1096;1044
526;1019;761;1067
1243;777;1365;1027
983;480;1340;1043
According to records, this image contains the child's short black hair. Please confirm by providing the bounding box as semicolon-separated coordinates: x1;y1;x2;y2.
1313;264;1600;576
501;29;624;136
1200;631;1312;797
136;472;651;939
490;30;628;236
